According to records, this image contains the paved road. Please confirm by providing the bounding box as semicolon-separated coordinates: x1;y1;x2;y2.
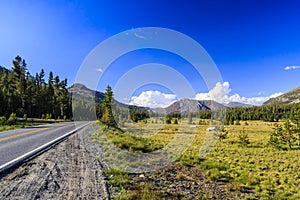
0;124;109;200
0;121;89;166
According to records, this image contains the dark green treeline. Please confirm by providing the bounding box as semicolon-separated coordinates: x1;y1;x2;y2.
0;56;72;119
197;103;299;123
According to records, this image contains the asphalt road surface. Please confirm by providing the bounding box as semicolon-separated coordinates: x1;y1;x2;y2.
0;123;110;199
0;121;88;166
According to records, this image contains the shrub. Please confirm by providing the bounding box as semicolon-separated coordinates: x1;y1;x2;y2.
218;127;228;141
188;113;192;124
174;118;178;124
23;114;28;122
0;116;6;126
199;119;206;125
165;115;172;124
237;127;250;147
7;113;17;125
46;113;52;120
269;120;297;150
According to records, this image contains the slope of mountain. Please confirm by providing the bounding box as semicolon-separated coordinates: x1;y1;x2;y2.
225;102;253;108
165;99;225;113
68;83;150;110
263;86;300;105
69;84;254;116
68;83;105;101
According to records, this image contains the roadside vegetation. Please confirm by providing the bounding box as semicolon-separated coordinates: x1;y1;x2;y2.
96;120;300;199
0;113;67;132
93;87;300;199
0;56;72;121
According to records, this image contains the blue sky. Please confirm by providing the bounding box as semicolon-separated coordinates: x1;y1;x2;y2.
0;0;300;107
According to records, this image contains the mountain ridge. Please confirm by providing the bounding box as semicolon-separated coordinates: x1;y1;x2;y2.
69;83;150;110
69;84;254;115
69;84;300;114
263;86;300;105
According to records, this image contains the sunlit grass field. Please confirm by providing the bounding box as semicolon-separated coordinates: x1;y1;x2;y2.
93;119;300;199
187;120;300;199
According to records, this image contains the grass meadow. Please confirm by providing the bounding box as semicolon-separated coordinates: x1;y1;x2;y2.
93;119;300;199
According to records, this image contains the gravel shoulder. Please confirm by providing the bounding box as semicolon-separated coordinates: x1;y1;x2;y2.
0;124;109;200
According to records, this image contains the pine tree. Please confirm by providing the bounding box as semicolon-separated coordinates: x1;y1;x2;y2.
165;114;172;124
188;112;192;124
12;56;27;115
101;85;116;128
269;120;297;150
47;71;54;116
237;127;250;147
0;56;72;119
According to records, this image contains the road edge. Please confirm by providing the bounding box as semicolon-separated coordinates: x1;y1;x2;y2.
0;122;91;174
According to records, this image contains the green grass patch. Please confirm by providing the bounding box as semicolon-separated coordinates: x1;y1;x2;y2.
98;122;178;153
94;120;300;199
104;168;130;192
0;119;61;132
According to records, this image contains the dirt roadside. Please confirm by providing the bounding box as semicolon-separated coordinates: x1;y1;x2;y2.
0;124;109;200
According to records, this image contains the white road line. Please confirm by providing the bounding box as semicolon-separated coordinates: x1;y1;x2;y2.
0;122;91;174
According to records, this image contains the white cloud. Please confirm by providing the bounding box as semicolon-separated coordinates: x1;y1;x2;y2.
195;82;231;103
96;68;103;73
130;90;177;108
195;82;282;105
227;92;282;105
284;65;300;70
269;92;283;98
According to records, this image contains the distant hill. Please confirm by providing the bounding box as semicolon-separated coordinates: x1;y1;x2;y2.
68;83;151;110
263;86;300;105
68;84;254;116
164;99;254;114
165;99;226;114
225;102;253;108
68;83;105;101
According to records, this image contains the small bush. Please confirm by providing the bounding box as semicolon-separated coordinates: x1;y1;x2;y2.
0;116;7;126
235;120;241;125
165;118;171;124
7;113;17;125
46;113;52;120
237;127;250;147
217;127;228;141
199;119;206;125
269;120;297;150
23;114;28;122
174;118;178;124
